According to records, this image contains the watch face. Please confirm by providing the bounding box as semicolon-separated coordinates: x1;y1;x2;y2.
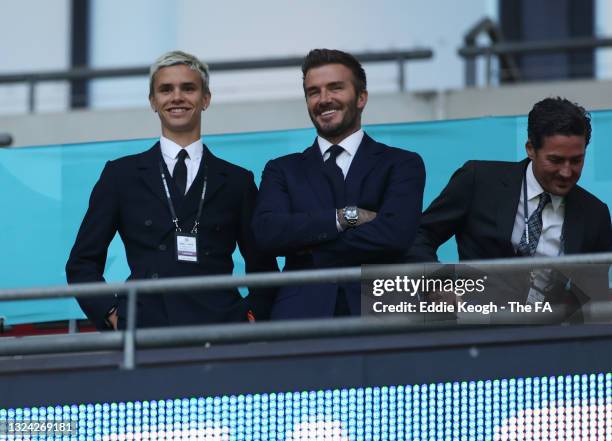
344;206;358;225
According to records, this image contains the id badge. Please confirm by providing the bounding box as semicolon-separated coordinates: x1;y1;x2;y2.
175;232;198;263
526;269;548;304
526;287;545;305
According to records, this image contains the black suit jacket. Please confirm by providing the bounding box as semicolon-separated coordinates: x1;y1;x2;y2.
409;159;612;261
408;159;612;320
66;142;277;329
252;133;425;319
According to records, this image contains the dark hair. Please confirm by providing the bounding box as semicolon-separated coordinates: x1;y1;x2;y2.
528;97;591;149
301;49;367;94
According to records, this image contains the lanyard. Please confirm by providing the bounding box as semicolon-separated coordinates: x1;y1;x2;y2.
159;161;208;234
522;172;529;244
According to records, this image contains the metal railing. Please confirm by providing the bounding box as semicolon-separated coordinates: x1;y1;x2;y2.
458;17;612;87
1;252;612;369
461;17;521;87
0;133;12;147
0;49;433;113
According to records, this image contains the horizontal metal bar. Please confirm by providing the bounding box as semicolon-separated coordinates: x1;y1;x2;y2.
0;252;610;302
0;317;423;356
458;37;612;57
449;251;612;268
0;330;123;356
0;267;361;300
0;50;433;85
2;303;612;358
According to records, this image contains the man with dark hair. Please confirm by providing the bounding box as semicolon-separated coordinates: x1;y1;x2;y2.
407;97;611;322
528;97;592;150
301;48;368;94
252;48;425;319
66;50;277;329
409;97;610;261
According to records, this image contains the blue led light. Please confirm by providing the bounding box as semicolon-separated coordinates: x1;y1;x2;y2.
3;372;612;440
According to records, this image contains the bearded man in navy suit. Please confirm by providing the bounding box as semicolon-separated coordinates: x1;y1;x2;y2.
66;51;277;329
252;49;425;319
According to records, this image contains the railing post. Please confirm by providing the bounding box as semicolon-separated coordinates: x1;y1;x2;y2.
465;55;477;87
485;50;492;86
122;287;138;370
27;80;36;113
397;57;406;92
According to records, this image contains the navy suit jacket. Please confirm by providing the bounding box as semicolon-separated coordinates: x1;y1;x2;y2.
252;133;425;319
66;142;277;329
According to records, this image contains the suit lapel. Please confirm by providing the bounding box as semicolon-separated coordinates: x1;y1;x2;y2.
344;133;384;205
562;188;584;254
303;142;335;208
178;145;226;219
496;159;529;243
136;142;169;206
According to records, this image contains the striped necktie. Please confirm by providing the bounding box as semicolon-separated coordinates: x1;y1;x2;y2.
517;192;551;256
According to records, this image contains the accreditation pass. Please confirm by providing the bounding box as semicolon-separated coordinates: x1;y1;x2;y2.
175;232;198;262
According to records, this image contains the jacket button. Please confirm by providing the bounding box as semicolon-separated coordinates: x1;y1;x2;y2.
159;244;167;251
144;219;153;227
151;273;159;279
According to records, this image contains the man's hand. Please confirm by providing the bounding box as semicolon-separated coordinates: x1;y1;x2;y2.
105;306;119;331
107;310;118;330
357;208;377;226
337;207;377;229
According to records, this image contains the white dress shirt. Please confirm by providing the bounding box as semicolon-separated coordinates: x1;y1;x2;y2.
511;162;565;256
317;129;364;178
318;130;365;231
160;136;204;194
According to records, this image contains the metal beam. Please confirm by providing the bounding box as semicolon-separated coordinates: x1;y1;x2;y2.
0;252;611;301
459;37;612;57
1;310;612;358
0;49;433;85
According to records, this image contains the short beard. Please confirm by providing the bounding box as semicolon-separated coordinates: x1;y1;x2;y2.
309;100;360;141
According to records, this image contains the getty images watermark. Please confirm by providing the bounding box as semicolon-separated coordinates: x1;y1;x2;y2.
369;274;553;315
361;263;609;324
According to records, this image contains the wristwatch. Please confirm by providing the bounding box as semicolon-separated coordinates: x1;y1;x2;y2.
343;206;359;227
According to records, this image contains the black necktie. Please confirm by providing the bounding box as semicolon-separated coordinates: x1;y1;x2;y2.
173;149;189;195
517;192;551;256
323;144;345;208
323;145;350;316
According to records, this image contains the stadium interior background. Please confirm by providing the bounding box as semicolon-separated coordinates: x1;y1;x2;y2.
2;1;612;440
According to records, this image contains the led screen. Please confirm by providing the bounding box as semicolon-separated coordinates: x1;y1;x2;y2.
1;372;610;440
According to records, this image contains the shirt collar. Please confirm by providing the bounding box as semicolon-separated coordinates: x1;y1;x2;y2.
526;161;564;211
317;129;364;157
160;136;203;161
